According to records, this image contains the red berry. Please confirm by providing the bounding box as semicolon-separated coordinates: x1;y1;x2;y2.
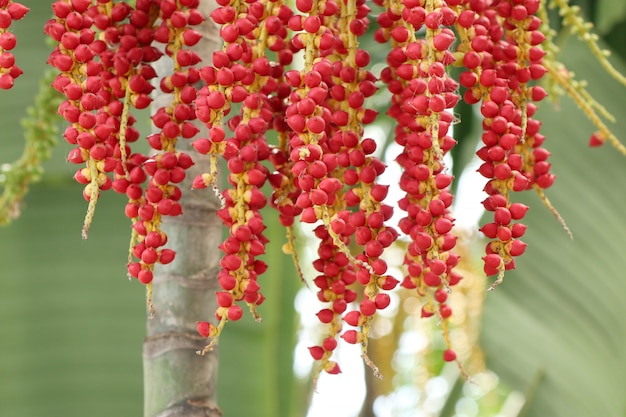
508;239;527;256
0;32;16;50
295;0;313;12
434;217;453;234
308;346;324;360
443;349;456;362
227;305;243;321
374;293;391;309
0;73;13;89
359;299;376;316
341;330;359;344
324;361;341;374
316;308;334;323
434;288;448;303
303;15;321;33
421;306;434;318
509;203;529;220
8;2;28;20
494;207;512;225
439;304;452;318
483;253;503;269
197;321;214;338
322;337;337;351
216;291;233;308
138;269;153;284
343;311;361;326
423;272;441;287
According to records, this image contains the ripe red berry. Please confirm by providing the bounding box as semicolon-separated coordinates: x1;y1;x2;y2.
308;346;324;360
483;253;503;269
434;288;448;303
439;304;452;318
0;73;14;89
216;291;234;308
341;330;359;344
324;361;341;374
359;299;376;316
423;272;441;287
316;309;334;323
227;305;243;321
197;322;214;338
138;269;153;284
508;239;527;256
374;293;391;309
343;311;361;326
443;349;457;362
322;337;337;352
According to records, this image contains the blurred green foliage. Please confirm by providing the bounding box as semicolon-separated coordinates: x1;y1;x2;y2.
0;184;145;417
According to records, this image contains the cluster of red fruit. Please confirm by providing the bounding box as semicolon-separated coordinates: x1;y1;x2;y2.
459;0;552;289
32;0;553;376
45;0;202;286
0;1;28;89
376;0;464;364
193;0;554;375
190;0;554;377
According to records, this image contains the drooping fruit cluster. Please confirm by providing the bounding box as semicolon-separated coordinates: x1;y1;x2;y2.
191;0;557;374
124;0;203;287
47;0;121;238
193;0;291;345
46;0;203;296
283;0;399;378
0;1;28;89
454;0;552;288
375;0;463;362
30;0;626;380
192;0;403;378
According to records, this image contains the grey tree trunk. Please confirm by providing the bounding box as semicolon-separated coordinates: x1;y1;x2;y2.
143;2;222;416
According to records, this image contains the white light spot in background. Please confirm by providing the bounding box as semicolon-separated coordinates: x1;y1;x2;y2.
374;385;425;417
293;288;366;417
305;343;366;417
452;160;487;230
455;396;479;417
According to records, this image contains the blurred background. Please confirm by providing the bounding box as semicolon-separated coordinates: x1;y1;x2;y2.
2;1;626;417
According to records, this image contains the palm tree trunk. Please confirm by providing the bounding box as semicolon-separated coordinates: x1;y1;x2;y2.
143;2;222;416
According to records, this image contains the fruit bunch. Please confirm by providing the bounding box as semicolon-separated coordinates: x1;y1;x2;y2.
123;0;203;287
193;0;291;343
195;0;552;374
0;0;28;89
45;0;202;296
34;0;626;379
375;0;463;362
456;0;552;289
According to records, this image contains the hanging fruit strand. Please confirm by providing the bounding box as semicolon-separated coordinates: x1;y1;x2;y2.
284;0;352;378
330;0;397;378
266;16;304;283
0;1;28;89
196;0;294;352
46;0;114;239
98;0;161;272
376;0;463;363
451;0;551;290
